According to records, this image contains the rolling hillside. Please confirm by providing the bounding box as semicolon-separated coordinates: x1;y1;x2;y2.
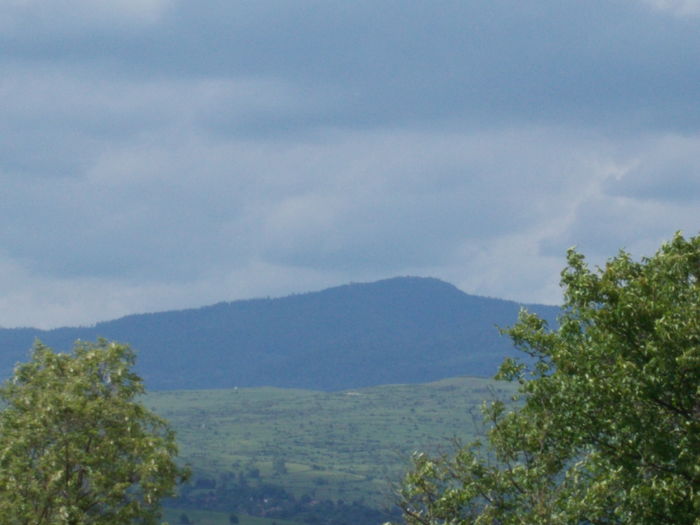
149;376;518;524
0;277;558;391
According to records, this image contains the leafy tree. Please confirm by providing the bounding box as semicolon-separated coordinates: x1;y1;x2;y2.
393;233;700;524
273;455;288;475
0;339;189;524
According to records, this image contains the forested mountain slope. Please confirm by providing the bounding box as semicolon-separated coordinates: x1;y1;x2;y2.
0;277;558;390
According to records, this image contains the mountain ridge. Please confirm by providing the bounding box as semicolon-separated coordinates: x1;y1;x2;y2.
0;277;559;391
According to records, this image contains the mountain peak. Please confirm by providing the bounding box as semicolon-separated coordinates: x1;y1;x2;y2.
0;277;559;391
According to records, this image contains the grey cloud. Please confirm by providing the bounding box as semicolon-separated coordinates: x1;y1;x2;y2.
0;66;313;179
2;1;700;328
607;167;700;203
0;0;170;38
640;0;700;17
3;1;700;133
603;138;700;202
1;127;602;284
539;192;699;262
163;1;700;132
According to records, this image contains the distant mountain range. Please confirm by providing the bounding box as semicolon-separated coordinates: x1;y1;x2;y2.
0;277;559;391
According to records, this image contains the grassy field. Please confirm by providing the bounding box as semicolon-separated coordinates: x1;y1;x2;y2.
147;375;515;519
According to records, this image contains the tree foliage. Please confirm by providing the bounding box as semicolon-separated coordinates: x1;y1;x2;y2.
0;339;189;524
394;233;700;524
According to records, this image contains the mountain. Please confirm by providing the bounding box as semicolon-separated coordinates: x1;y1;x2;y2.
0;277;559;391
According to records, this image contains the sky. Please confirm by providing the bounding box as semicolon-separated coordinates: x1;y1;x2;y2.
1;0;699;329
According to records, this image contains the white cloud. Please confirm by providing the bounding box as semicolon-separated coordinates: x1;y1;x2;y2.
639;0;700;15
2;124;699;327
0;67;304;134
0;121;641;323
603;134;700;202
0;253;351;330
0;0;172;35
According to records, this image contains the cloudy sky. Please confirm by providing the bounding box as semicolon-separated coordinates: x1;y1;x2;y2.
1;0;699;328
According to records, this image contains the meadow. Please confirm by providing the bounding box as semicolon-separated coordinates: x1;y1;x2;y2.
147;376;515;523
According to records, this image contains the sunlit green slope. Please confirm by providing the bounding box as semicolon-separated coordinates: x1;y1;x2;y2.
147;375;516;518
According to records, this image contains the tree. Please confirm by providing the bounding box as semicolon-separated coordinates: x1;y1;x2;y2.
273;455;288;475
0;339;189;524
393;233;699;524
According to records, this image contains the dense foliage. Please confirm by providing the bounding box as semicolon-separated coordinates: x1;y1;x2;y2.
169;472;399;525
0;340;188;524
394;233;700;524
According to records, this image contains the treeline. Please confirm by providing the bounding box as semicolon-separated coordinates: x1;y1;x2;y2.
167;473;400;525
